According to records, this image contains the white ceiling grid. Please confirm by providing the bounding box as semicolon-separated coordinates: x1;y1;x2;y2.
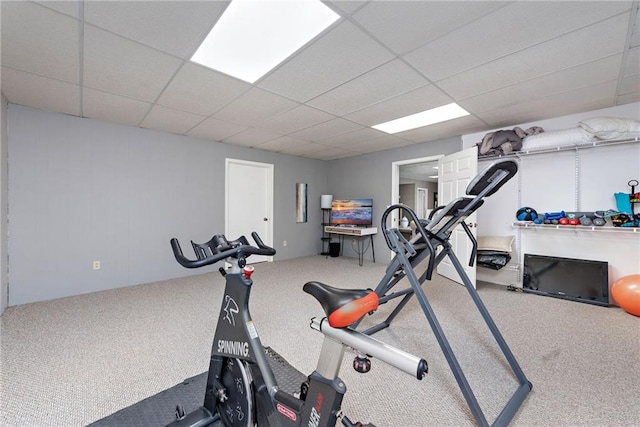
1;0;639;160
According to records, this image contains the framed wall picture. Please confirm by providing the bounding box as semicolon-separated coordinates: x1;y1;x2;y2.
296;183;308;223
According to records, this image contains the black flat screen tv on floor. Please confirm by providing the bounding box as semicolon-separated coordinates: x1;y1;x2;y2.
522;254;609;307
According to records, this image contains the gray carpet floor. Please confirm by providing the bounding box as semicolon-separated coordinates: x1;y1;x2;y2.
1;255;639;426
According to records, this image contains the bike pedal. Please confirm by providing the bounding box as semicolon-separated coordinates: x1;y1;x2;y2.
353;354;371;373
174;404;185;420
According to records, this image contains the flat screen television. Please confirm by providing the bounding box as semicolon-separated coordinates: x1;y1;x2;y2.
523;253;609;306
331;199;373;226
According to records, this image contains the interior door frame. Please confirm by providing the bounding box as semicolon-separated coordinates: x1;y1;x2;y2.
391;154;443;260
225;158;274;262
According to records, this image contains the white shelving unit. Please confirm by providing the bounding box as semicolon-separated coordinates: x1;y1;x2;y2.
479;136;639;160
513;221;639;233
477;137;639;286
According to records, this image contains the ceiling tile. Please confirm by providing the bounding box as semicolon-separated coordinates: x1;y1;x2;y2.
1;67;80;115
316;127;386;147
222;128;281;147
618;75;640;96
2;0;638;161
290;118;363;142
257;21;394;102
156;63;250;116
395;115;487;143
629;6;640;48
353;1;508;55
212;88;299;126
324;1;368;16
344;84;453;127
34;1;80;19
254;136;311;152
307;59;429;116
436;13;630;100
338;134;414;153
459;55;623;114
278;142;329;157
82;88;151;127
83;1;229;59
140;105;205;135
257;104;335;134
405;1;632;81
311;146;361;160
477;81;618;127
623;47;640;77
83;25;183;102
617;92;640;105
186;117;247;142
1;1;79;83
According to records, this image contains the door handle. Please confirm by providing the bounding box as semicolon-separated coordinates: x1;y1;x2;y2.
263;218;268;221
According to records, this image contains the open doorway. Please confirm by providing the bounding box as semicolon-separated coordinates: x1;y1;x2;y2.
390;155;443;259
399;162;439;218
392;156;442;215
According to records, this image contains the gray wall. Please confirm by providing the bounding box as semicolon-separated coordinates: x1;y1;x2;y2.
1;95;7;314
399;183;415;210
8;105;328;305
327;137;461;262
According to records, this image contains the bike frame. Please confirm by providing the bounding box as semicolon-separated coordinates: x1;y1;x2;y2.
168;231;428;427
170;256;426;427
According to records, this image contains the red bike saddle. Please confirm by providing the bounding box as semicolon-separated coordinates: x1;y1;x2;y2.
303;281;379;328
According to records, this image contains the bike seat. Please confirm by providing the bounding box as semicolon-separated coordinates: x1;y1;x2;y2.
303;281;379;328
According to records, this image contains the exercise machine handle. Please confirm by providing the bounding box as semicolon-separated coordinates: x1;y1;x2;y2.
170;232;276;269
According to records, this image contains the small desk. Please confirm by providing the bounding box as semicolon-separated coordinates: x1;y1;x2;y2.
324;226;377;266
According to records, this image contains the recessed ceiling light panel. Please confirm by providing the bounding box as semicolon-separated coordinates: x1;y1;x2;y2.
372;103;470;134
191;0;339;83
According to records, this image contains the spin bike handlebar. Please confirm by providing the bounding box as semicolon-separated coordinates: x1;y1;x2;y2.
170;232;276;269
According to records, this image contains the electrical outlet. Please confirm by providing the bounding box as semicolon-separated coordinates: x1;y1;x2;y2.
93;261;100;270
283;241;288;247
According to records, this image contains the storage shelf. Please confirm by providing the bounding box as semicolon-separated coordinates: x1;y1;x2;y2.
479;136;639;161
512;221;639;233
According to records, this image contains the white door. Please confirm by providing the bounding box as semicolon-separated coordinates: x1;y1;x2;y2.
437;146;478;286
416;188;428;219
226;159;274;263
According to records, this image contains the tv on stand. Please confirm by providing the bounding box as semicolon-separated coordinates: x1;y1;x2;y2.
522;253;609;307
330;199;373;227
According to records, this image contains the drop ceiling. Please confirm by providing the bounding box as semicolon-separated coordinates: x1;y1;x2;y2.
2;1;639;161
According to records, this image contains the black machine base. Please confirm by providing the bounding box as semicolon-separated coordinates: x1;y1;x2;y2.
89;347;306;427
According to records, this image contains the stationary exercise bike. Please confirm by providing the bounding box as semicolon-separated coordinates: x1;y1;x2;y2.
168;232;428;427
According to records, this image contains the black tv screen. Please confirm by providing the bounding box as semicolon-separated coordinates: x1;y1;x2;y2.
523;254;608;306
331;199;373;226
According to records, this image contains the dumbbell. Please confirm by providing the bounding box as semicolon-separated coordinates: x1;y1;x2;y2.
579;216;593;226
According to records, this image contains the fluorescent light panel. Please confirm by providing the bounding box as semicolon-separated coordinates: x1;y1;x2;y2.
191;0;339;83
373;103;470;134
